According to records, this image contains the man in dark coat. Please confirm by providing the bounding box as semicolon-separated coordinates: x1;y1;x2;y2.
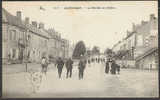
65;58;73;78
116;63;120;74
88;59;91;64
110;60;117;75
78;58;86;80
56;57;64;79
105;60;110;74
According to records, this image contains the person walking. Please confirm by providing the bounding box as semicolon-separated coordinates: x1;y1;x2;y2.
65;58;73;78
88;59;91;67
56;57;64;79
105;59;110;74
110;60;116;75
78;57;86;80
41;57;48;75
116;64;120;74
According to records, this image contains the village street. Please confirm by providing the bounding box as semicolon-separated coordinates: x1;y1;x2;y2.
2;62;158;98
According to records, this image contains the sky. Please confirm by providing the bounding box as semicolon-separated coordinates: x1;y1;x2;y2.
2;1;158;52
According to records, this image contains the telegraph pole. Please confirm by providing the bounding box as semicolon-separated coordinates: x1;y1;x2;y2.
25;29;29;72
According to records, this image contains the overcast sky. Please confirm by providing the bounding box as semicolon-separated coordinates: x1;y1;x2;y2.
2;1;158;52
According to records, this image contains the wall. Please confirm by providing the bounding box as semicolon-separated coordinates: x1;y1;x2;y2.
136;50;158;69
116;60;135;68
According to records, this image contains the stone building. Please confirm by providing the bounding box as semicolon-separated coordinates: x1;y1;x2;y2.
134;14;158;69
2;8;28;64
112;14;158;69
47;28;69;60
68;43;75;58
135;47;158;69
2;8;70;64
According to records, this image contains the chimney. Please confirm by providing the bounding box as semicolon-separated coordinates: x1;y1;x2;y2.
25;17;29;24
16;11;22;20
39;22;44;29
150;14;155;21
32;21;37;27
141;20;148;26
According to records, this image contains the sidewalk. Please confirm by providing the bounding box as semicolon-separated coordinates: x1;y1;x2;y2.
2;63;56;74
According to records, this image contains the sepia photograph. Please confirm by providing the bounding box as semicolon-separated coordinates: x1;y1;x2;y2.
2;1;159;98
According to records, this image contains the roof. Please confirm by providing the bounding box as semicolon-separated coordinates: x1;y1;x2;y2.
124;31;135;40
135;47;158;61
2;8;26;29
26;24;49;39
2;8;49;39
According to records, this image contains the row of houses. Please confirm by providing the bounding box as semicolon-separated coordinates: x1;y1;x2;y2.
2;8;69;64
112;14;158;70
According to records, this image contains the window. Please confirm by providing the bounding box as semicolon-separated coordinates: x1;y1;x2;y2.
128;40;131;49
12;49;16;58
137;35;143;46
45;40;47;46
13;31;16;40
9;30;13;40
9;30;17;40
23;32;25;40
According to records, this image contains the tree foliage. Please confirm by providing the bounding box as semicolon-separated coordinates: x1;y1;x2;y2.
92;46;100;55
72;41;86;59
114;50;129;59
104;48;113;57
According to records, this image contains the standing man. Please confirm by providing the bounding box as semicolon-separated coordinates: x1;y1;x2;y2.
116;63;120;74
65;58;73;78
110;60;116;75
78;57;86;80
56;57;64;79
105;59;110;74
41;57;48;75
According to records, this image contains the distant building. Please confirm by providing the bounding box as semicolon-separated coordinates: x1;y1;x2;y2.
68;43;75;58
47;29;69;59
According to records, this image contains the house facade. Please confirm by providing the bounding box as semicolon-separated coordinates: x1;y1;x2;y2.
2;8;70;64
111;14;158;69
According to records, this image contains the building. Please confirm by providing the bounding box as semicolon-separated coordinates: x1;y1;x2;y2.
26;22;50;63
2;8;29;64
68;43;75;58
47;29;69;60
112;14;158;69
135;47;158;69
2;8;70;64
134;14;158;69
61;38;69;58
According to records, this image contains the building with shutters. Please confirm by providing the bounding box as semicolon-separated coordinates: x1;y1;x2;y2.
2;8;70;64
112;14;158;69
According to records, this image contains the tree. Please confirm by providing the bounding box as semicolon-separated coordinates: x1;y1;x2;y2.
72;41;86;59
86;50;91;57
92;46;100;55
104;48;113;57
114;50;129;59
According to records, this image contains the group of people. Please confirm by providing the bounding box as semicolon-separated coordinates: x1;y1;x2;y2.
55;57;86;80
40;56;121;80
105;59;120;75
41;57;87;80
88;58;105;64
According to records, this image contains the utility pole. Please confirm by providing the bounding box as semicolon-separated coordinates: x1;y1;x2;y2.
25;29;29;72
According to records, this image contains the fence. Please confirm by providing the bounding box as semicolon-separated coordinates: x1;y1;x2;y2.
116;60;136;68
